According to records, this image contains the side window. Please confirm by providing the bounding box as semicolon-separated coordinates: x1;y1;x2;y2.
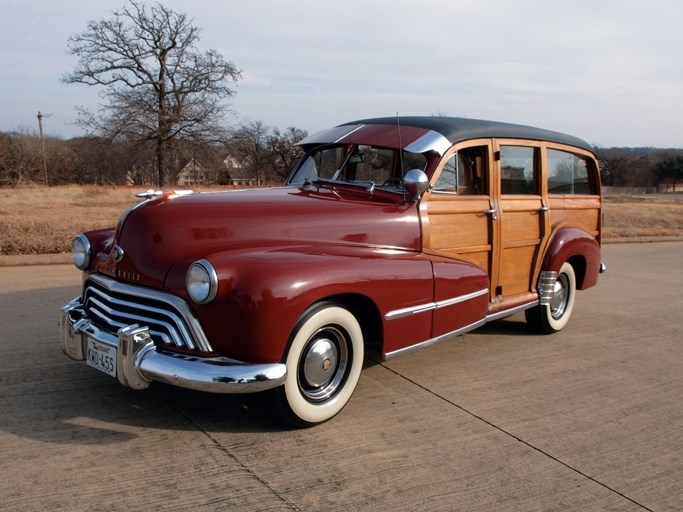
433;146;487;195
547;149;593;194
500;146;537;195
307;146;345;181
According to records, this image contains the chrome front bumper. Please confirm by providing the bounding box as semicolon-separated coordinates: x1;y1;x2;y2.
60;299;287;394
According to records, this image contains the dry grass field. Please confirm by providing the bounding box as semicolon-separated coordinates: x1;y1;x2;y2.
1;185;682;255
602;194;683;238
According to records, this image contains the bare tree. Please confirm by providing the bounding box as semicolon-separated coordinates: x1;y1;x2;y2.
63;1;241;186
1;129;44;185
67;136;154;185
595;148;632;187
228;121;275;184
0;132;11;183
267;127;307;180
226;122;308;184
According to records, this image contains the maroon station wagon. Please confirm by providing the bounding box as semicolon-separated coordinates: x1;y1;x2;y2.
60;116;606;426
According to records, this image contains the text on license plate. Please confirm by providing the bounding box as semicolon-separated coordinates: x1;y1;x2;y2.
86;338;117;377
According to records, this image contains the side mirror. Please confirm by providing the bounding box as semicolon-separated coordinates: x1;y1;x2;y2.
403;169;429;201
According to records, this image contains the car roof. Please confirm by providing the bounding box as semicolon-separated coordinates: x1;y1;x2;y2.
340;116;594;154
298;117;594;156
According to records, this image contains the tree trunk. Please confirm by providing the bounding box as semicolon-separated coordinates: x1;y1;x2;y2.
156;137;168;187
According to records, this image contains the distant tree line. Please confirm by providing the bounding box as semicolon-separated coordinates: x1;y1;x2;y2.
0;122;306;186
595;147;683;192
4;130;683;192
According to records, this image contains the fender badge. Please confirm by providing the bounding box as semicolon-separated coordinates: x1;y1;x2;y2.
112;245;125;263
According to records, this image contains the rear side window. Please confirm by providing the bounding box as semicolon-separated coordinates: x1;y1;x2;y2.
501;146;537;195
547;149;593;194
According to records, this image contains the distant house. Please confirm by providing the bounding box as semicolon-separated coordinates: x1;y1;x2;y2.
224;155;262;186
177;158;210;187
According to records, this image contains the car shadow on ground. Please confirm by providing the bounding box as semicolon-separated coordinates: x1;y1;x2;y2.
472;316;535;336
0;285;304;446
1;284;537;446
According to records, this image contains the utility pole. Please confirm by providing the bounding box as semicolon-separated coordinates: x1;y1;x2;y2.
37;111;49;186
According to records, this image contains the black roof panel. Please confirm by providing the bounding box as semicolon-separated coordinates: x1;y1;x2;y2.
340;116;594;153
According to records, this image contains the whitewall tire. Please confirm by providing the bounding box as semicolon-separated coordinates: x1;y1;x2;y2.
526;262;576;334
275;302;364;426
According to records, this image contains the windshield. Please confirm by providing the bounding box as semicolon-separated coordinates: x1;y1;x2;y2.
287;144;428;192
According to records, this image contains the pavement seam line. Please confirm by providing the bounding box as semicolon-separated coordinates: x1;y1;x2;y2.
374;359;655;512
157;392;303;512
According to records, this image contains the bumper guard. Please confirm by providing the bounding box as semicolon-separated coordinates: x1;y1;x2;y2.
60;299;287;394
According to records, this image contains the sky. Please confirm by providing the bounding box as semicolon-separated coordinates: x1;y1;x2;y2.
1;0;682;148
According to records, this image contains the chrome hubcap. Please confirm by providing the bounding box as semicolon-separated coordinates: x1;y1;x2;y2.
303;338;338;388
550;273;569;319
299;326;348;402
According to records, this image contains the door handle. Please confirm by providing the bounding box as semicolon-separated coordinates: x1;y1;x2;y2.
484;208;497;220
539;206;549;212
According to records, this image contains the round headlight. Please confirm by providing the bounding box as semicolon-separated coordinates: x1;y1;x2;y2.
71;234;91;270
186;259;218;304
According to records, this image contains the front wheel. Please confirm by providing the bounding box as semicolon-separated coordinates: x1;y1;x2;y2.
526;262;576;334
274;302;364;427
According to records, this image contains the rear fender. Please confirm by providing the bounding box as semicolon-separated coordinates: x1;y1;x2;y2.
541;227;601;290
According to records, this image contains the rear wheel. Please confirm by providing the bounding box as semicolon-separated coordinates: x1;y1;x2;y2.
275;302;364;427
526;262;576;334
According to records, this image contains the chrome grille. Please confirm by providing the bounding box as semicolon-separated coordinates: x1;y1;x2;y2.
82;274;213;353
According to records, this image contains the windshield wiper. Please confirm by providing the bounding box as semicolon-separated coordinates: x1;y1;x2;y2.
307;178;377;193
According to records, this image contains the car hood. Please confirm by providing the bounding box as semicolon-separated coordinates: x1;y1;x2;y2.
109;186;421;288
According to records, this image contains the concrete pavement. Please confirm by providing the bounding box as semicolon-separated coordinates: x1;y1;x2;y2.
0;243;681;511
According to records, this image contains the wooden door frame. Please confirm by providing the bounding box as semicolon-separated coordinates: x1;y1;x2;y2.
420;139;500;300
491;138;551;309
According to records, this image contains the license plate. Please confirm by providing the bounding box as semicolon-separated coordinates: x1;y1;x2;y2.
86;338;117;378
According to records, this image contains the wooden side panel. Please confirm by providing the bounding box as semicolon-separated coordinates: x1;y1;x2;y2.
423;194;493;271
548;196;601;236
498;195;544;296
501;209;543;243
499;245;537;295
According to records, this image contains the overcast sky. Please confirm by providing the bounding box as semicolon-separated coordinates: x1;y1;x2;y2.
1;0;682;147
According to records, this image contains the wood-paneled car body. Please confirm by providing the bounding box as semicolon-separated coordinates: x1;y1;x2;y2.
60;117;605;425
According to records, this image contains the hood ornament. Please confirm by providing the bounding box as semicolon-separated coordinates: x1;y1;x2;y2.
135;189;194;200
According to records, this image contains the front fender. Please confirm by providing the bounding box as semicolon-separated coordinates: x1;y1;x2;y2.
542;227;601;290
165;246;436;363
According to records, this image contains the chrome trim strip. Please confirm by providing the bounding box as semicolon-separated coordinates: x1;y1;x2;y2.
60;305;287;394
335;124;365;142
384;302;436;321
404;130;452;156
296;124;364;146
436;288;489;309
385;318;487;359
87;274;212;352
485;301;539;322
384;299;539;360
384;288;488;321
